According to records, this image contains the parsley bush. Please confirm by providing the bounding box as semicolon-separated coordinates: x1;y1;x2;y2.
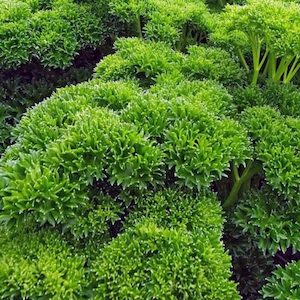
0;0;107;69
93;190;239;299
0;0;300;299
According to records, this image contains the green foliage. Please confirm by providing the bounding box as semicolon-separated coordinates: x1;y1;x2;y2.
235;189;300;254
0;68;251;227
212;0;300;84
95;38;245;87
232;81;300;116
0;1;32;22
0;70;103;168
109;0;211;48
94;37;184;85
126;189;224;237
0;227;88;299
108;0;149;24
122;82;250;189
0;0;106;69
5;79;140;157
144;0;211;48
242;106;300;200
262;260;300;300
92;191;240;299
93;221;239;299
55;1;111;48
0;191;240;300
0;107;163;227
0;20;32;68
149;76;236;117
162;112;249;189
231;84;267;113
2;1;300;297
0;51;105;157
31;10;78;68
182;45;246;85
22;0;54;11
261;82;300;117
0;65;93;111
67;192;122;240
0;32;253;235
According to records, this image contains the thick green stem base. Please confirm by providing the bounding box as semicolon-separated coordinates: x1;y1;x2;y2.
223;161;262;209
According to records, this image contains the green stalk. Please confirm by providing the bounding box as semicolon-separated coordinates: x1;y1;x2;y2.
251;68;260;85
284;63;300;83
273;56;294;82
267;52;276;80
283;68;288;82
134;14;143;38
237;48;249;72
283;56;300;83
187;26;194;47
233;164;240;182
250;39;269;84
182;23;189;51
258;48;269;70
262;57;269;77
253;48;269;81
223;161;262;209
251;37;261;85
284;56;298;82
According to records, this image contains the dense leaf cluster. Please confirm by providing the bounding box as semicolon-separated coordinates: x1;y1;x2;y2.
0;0;106;68
0;35;247;298
262;260;300;299
1;0;300;298
95;37;245;86
93;190;239;299
235;189;300;254
232;81;300;117
0;191;238;299
0;228;88;299
109;0;211;48
0;59;98;158
0;39;251;229
0;106;164;227
242;106;300;200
